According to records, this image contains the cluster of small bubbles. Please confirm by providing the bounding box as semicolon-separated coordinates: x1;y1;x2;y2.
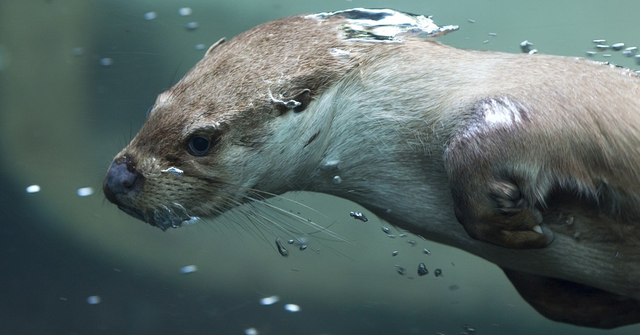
587;39;639;65
179;265;197;274
99;58;113;67
76;187;94;197
249;297;302;333
186;22;199;31
86;295;101;305
178;7;192;16
26;185;41;193
519;40;537;54
332;175;342;184
143;11;157;20
287;237;308;251
623;47;638;57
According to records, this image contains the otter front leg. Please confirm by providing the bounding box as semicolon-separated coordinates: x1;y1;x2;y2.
443;99;555;249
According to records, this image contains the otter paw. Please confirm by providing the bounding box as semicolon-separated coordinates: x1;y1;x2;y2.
471;206;554;249
457;180;554;249
476;213;554;249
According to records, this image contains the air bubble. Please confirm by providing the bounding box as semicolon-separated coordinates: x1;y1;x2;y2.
321;159;340;171
260;296;279;305
76;187;94;197
178;7;192;16
519;40;533;53
350;211;368;222
87;295;101;305
161;167;184;175
275;239;289;257
143;11;157;20
333;175;342;184
417;263;428;276
284;304;300;312
463;324;477;333
611;43;625;51
179;265;197;274
245;328;259;335
26;185;41;193
99;58;113;67
72;47;85;56
186;22;199;30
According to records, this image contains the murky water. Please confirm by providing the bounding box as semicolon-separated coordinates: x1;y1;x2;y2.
1;1;639;334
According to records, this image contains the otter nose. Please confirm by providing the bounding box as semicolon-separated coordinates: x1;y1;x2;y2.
103;160;141;205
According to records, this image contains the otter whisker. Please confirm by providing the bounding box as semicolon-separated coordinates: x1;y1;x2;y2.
244;195;352;244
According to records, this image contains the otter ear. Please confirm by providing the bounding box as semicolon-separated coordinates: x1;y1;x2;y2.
270;89;311;114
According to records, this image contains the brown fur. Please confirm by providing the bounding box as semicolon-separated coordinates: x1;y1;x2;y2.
104;10;640;328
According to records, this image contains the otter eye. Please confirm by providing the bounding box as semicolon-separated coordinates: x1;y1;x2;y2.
188;136;211;156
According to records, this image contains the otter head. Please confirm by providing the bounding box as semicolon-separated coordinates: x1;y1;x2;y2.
103;8;457;230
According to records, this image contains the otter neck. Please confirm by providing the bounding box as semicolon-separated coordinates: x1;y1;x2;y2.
293;75;470;247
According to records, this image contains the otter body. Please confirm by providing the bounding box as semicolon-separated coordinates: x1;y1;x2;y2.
103;9;640;328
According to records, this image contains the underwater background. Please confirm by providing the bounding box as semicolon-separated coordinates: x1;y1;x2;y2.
1;0;639;334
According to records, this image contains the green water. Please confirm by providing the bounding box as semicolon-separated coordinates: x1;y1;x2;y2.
1;0;638;334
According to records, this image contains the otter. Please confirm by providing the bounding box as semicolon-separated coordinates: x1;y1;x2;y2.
103;9;640;328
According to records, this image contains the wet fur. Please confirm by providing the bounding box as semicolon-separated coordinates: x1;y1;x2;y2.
105;12;640;328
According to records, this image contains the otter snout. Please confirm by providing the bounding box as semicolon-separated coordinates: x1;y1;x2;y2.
103;160;142;203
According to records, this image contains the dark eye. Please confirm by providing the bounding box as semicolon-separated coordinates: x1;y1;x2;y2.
188;136;211;156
